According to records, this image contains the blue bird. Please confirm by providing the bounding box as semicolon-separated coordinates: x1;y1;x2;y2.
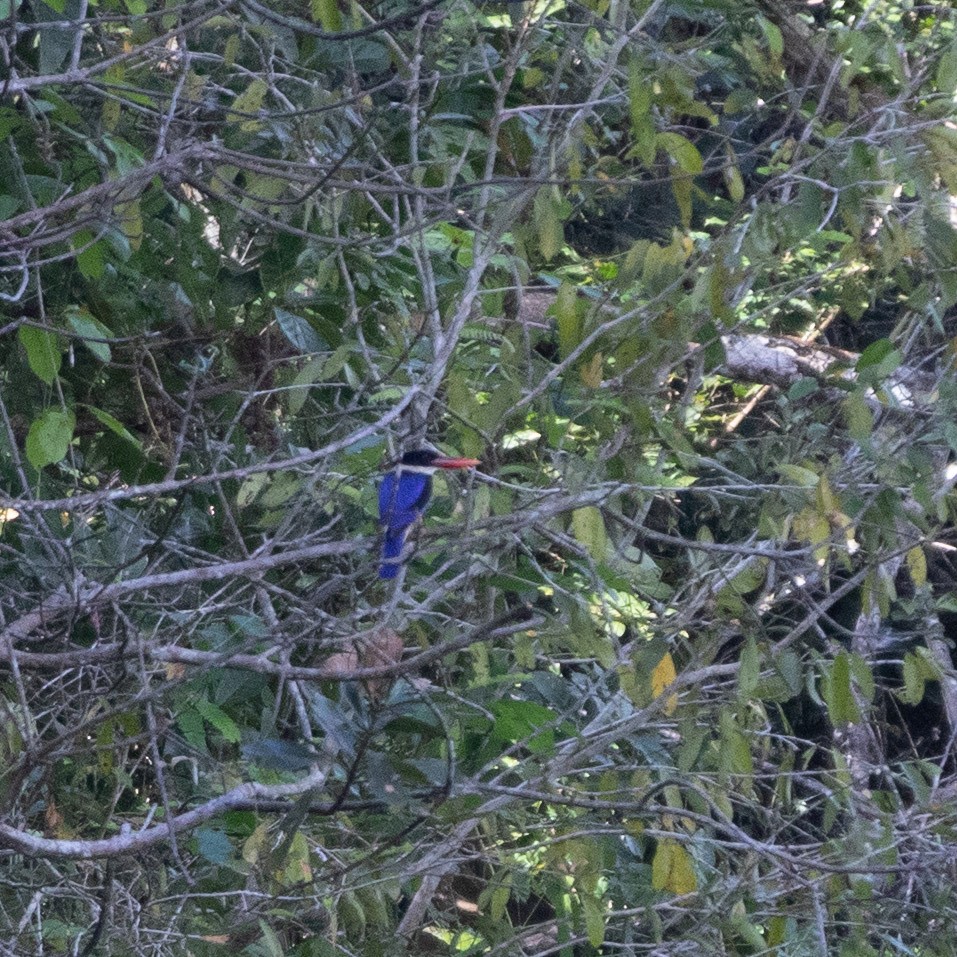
378;449;480;579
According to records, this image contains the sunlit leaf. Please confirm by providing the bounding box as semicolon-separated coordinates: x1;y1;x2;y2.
651;652;678;715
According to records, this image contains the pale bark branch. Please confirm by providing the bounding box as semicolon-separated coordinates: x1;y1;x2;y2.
0;766;327;860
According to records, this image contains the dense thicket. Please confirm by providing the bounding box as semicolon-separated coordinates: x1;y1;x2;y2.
2;0;957;954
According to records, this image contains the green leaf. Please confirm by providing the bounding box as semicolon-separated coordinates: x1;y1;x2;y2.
738;638;760;699
824;652;860;725
114;198;143;252
628;62;656;167
85;406;142;449
656;132;704;174
777;463;819;487
72;230;105;279
19;326;61;384
534;186;565;261
491;699;556;754
196;827;233;865
843;391;873;442
757;15;783;57
26;408;75;469
242;738;318;771
787;377;819;401
553;281;581;359
724;160;745;202
228;78;268;131
275;308;325;353
856;339;901;382
719;709;753;782
937;37;957;94
571;506;608;562
36;0;81;74
67;310;112;362
195;698;241;743
338;890;367;940
311;0;342;30
177;708;206;751
582;893;606;947
848;652;874;704
237;473;269;508
259;919;285;957
774;650;803;698
672;176;692;228
900;653;925;706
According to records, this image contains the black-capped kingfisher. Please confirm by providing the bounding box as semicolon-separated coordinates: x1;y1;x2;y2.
378;449;481;579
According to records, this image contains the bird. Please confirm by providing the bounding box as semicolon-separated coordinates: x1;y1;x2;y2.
378;449;480;579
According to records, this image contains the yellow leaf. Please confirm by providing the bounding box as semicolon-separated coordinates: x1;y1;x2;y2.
651;839;697;894
580;351;603;387
669;843;697;894
242;822;270;865
277;830;313;885
907;546;927;588
115;199;142;251
724;160;744;202
792;507;830;546
651;839;672;890
651;652;678;715
223;33;240;68
816;475;837;513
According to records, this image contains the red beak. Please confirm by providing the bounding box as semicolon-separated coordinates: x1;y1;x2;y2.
433;457;481;469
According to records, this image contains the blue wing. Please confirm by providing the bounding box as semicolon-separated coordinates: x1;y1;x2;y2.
378;470;433;578
379;471;432;527
379;529;406;579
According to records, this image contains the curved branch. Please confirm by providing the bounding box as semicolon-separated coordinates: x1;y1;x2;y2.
0;767;326;860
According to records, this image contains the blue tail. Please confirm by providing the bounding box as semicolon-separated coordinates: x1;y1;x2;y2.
379;529;407;579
